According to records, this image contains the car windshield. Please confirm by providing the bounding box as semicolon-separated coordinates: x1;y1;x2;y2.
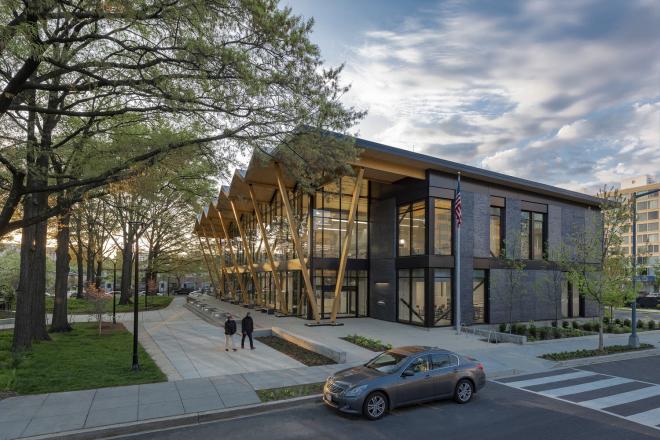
365;351;408;373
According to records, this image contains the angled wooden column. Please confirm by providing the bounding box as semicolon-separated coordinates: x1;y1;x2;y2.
330;168;365;322
203;234;223;295
220;238;238;299
275;163;320;322
217;210;248;304
196;233;218;293
248;184;287;313
207;220;227;298
229;200;263;306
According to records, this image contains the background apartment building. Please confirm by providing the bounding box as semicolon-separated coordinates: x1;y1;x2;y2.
619;175;660;293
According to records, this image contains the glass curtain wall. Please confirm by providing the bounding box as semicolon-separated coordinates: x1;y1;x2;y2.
313;269;368;318
434;199;452;255
398;269;425;325
472;270;487;323
433;269;452;326
313;176;369;259
398;201;426;256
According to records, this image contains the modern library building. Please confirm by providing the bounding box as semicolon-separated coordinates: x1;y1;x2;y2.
194;135;601;327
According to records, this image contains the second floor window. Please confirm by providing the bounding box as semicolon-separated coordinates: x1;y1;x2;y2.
434;199;452;255
520;210;545;260
399;201;426;256
490;206;503;257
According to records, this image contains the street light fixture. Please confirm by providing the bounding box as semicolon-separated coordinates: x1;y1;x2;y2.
128;221;144;371
629;188;660;348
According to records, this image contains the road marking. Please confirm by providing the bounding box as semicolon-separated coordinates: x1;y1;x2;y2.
542;377;635;397
581;385;660;410
627;407;660;426
494;369;660;432
503;370;597;388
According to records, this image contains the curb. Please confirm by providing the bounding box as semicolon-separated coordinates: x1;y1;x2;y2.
17;394;322;440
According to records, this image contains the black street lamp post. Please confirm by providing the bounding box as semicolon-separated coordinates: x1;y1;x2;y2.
129;221;143;371
629;188;660;348
112;260;117;324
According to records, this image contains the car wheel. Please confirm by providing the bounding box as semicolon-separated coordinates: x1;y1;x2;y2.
363;391;388;420
454;379;474;404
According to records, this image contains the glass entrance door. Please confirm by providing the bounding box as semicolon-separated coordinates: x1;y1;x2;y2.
314;269;367;319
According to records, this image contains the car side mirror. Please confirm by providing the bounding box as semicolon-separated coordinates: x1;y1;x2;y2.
402;369;415;377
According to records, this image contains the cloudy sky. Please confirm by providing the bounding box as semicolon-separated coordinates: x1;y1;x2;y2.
285;0;660;193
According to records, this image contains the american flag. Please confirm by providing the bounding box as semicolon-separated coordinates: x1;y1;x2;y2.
454;175;462;227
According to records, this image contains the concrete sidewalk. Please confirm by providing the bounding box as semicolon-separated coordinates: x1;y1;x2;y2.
0;364;340;440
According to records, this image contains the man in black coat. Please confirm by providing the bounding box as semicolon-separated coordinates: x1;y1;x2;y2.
241;312;255;349
224;314;237;352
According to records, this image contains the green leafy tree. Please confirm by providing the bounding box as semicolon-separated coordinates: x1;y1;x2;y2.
2;0;364;352
567;187;635;350
495;236;527;331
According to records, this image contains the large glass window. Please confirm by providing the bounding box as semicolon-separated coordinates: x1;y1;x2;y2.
472;270;487;323
521;210;546;260
433;269;452;326
398;201;426;256
398;269;425;325
520;211;530;259
313;177;369;259
434;199;452;255
490;207;503;257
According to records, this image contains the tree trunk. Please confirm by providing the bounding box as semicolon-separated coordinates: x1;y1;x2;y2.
75;215;84;298
86;233;95;287
119;237;134;304
12;103;50;351
95;259;103;289
51;210;72;332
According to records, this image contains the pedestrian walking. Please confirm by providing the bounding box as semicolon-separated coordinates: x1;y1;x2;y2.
224;314;237;352
241;312;255;349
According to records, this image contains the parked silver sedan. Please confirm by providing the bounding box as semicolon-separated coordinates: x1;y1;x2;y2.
323;346;486;420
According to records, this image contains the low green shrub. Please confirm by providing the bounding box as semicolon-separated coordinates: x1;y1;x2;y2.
614;318;622;326
551;320;558;328
582;322;593;331
593;322;601;331
603;316;610;325
624;318;631;327
562;321;570;329
499;323;507;333
342;334;392;352
637;320;645;329
528;324;537;338
540;343;654;361
606;324;614;333
538;327;549;340
572;321;579;329
552;327;561;339
648;320;656;330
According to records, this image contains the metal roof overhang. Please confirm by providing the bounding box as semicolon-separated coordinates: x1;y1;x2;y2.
194;132;601;236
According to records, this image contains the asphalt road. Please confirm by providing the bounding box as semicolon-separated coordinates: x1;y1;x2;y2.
615;308;660;322
119;356;660;440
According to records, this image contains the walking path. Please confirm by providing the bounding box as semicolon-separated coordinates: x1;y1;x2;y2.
3;295;660;439
0;364;339;440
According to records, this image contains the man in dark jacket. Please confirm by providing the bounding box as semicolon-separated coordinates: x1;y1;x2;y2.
224;314;237;352
241;312;255;349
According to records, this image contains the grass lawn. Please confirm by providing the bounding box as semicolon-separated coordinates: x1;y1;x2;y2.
256;382;324;402
45;295;174;315
0;322;166;395
255;336;336;366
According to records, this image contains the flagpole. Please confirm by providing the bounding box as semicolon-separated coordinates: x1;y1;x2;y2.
455;172;461;334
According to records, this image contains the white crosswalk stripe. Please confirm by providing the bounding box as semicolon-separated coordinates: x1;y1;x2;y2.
542;377;634;397
494;369;660;431
503;370;597;388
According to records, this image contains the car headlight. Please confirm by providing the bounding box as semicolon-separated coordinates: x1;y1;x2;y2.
344;384;368;397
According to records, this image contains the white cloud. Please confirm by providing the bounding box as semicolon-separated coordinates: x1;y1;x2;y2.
339;0;660;192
